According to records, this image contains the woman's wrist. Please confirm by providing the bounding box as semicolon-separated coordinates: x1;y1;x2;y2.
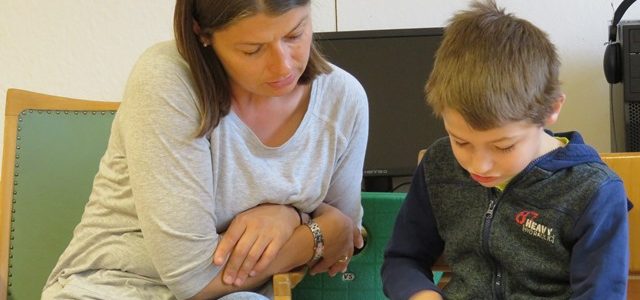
291;206;310;225
305;219;324;266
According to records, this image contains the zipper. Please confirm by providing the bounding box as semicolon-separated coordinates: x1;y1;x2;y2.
482;196;497;250
485;199;497;219
480;144;562;298
482;189;507;299
495;268;505;300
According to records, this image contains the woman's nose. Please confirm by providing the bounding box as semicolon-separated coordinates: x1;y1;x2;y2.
268;43;292;76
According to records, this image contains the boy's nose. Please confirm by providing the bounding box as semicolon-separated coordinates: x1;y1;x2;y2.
469;152;493;175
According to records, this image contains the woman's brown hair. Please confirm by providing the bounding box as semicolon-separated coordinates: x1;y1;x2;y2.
174;0;331;137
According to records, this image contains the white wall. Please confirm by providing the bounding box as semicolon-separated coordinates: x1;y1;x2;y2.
333;0;640;153
2;0;640;174
0;1;335;175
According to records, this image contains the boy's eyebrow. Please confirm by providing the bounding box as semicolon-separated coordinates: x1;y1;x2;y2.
487;136;517;143
447;132;467;141
237;16;308;46
448;131;516;143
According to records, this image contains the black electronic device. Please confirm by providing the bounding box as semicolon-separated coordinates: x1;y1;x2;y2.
314;28;446;191
604;0;637;84
605;0;640;152
609;20;640;152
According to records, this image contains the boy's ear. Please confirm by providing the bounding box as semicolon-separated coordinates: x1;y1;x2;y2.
544;94;566;126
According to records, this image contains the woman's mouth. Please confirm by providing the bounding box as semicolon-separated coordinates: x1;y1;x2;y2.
268;74;296;89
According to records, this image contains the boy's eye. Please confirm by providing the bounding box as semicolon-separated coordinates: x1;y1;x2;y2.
453;140;468;146
496;145;515;152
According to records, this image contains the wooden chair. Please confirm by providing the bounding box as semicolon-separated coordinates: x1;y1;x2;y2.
0;89;119;299
272;192;437;300
0;89;427;300
600;152;640;299
272;150;445;299
273;270;306;300
1;89;421;300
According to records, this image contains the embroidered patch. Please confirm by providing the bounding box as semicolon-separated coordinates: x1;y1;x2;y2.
515;210;556;244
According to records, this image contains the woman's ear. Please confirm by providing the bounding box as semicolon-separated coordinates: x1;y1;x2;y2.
192;20;211;47
544;93;566;126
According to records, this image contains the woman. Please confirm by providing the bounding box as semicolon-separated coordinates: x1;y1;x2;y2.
42;0;368;299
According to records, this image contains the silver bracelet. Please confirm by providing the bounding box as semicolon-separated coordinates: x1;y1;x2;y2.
306;220;324;265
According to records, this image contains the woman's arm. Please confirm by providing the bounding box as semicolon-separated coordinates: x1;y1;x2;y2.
211;203;301;286
120;49;224;299
321;72;368;226
190;202;354;299
308;203;363;276
310;72;369;275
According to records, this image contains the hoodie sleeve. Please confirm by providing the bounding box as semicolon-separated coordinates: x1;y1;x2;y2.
569;179;629;299
381;161;445;300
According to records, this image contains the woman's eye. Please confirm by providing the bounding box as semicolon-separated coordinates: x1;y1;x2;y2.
287;32;303;40
243;47;261;56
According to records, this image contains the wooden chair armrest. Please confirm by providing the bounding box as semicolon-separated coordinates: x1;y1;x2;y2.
273;270;306;300
629;276;640;300
432;255;450;272
432;255;451;288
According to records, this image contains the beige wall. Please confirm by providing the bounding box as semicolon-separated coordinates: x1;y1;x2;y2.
2;0;640;171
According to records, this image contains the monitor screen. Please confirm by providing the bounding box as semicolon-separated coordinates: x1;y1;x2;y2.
314;28;447;185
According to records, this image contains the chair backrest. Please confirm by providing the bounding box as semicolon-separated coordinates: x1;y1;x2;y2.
600;152;640;298
289;192;444;299
0;89;119;300
292;192;405;299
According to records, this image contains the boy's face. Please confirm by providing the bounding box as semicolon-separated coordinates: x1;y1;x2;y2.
442;108;562;188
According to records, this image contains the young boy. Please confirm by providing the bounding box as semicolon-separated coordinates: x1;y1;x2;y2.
381;1;630;299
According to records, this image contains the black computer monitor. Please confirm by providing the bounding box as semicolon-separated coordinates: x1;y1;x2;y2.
314;28;447;192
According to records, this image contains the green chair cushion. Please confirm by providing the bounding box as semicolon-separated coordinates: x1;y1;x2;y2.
8;109;116;299
292;191;443;299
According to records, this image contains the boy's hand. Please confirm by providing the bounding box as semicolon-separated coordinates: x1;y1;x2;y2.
213;203;299;287
409;290;443;300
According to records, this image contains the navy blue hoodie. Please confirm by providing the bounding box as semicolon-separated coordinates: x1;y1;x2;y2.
382;131;630;299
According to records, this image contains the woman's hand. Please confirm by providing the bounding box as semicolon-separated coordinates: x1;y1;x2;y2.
308;203;363;277
213;203;299;287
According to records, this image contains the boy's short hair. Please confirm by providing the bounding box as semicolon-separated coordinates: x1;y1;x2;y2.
426;0;562;130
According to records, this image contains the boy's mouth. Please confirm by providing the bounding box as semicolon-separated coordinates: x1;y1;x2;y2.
470;173;498;184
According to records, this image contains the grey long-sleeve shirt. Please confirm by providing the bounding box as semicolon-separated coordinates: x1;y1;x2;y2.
44;40;368;300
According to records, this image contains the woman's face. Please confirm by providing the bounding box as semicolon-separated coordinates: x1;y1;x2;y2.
209;5;313;99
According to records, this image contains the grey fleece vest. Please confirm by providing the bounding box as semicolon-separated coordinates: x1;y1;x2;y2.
423;138;614;299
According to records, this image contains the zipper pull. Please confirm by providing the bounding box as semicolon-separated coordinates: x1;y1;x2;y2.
485;199;496;219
